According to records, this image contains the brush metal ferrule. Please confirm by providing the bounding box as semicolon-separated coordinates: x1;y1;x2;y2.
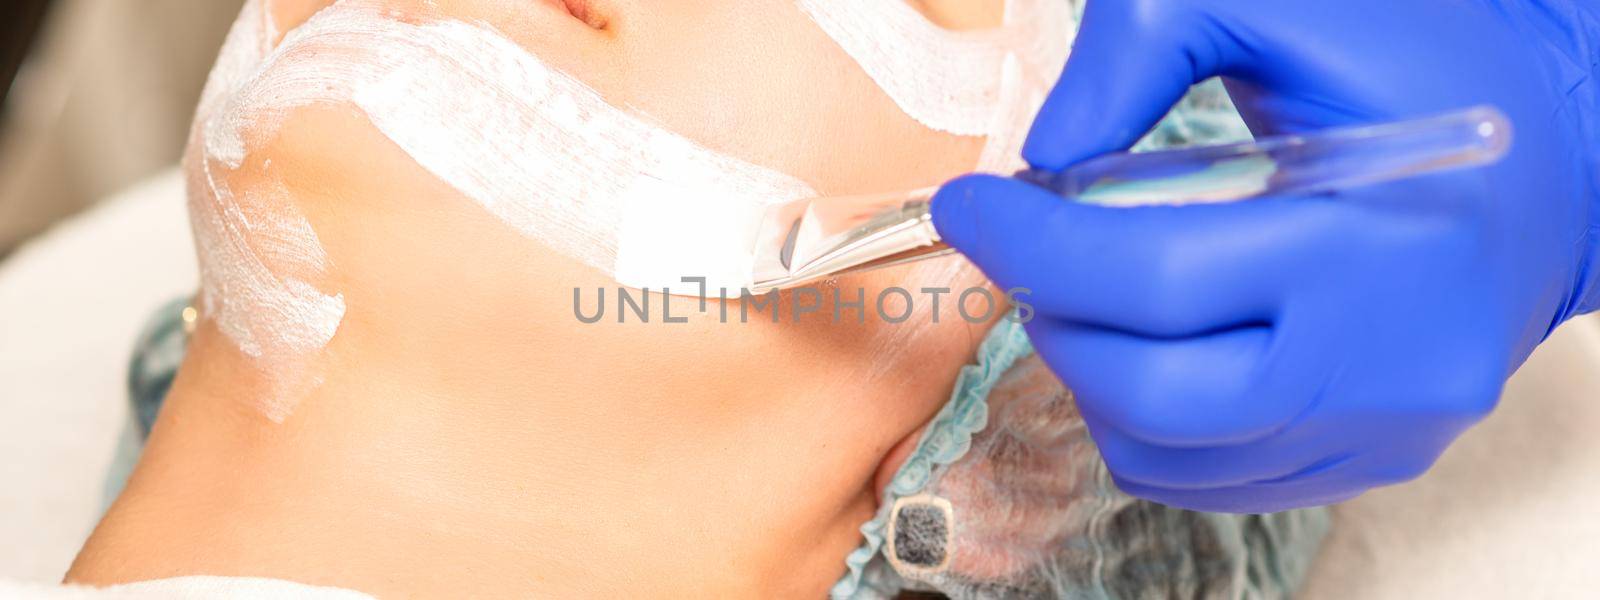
748;187;952;294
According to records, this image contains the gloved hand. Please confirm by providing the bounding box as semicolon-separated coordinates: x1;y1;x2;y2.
932;0;1600;513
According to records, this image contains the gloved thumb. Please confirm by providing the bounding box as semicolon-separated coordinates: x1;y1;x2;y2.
1025;1;1235;170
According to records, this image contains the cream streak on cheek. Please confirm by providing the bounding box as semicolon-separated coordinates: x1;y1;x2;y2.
208;0;818;293
187;0;344;422
796;0;1073;164
189;0;828;420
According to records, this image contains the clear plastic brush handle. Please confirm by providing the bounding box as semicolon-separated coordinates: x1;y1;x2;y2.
746;106;1513;294
1018;105;1512;207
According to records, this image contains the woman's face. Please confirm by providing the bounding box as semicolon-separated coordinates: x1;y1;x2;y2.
182;0;1054;595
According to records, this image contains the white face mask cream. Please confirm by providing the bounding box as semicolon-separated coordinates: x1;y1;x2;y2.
795;0;1073;146
186;0;344;422
207;1;820;294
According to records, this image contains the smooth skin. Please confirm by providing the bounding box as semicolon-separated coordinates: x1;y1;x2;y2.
934;0;1600;513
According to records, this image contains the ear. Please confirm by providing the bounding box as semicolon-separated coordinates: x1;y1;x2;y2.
872;422;930;506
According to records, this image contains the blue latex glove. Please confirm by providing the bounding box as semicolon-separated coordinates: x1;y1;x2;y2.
932;0;1600;513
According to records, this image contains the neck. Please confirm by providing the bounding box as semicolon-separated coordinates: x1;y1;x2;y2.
69;321;877;598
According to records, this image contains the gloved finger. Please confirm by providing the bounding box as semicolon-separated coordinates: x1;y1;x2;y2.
1084;412;1348;492
1029;318;1290;447
1111;474;1365;514
1090;396;1467;497
933;174;1343;337
1025;0;1239;169
1107;431;1460;513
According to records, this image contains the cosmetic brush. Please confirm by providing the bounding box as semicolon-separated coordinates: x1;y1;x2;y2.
747;105;1513;294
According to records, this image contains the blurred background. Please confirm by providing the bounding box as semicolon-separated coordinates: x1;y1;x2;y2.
0;0;243;256
1;0;241;582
